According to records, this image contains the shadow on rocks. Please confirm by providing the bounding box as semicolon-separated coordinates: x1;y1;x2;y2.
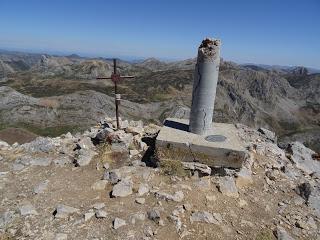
141;133;159;168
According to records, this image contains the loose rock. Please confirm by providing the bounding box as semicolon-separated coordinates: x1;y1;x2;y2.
182;162;211;175
138;183;149;196
190;211;222;225
135;198;145;204
275;226;294;240
95;210;107;218
217;176;239;198
112;178;133;197
92;203;105;210
258;127;277;142
84;211;95;222
155;191;184;202
147;209;161;223
33;180;49;194
54;204;79;219
113;217;126;229
103;170;121;184
286;142;320;175
75;149;97;166
19;203;38;216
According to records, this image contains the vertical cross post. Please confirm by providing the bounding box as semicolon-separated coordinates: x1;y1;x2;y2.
189;38;221;135
97;58;134;130
113;59;120;129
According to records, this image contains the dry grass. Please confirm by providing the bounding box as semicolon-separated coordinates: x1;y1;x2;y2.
96;143;129;167
160;159;187;177
156;148;188;176
0;234;15;240
255;230;275;240
38;98;60;108
157;147;188;162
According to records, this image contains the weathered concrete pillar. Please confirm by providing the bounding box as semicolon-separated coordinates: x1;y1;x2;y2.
189;38;221;135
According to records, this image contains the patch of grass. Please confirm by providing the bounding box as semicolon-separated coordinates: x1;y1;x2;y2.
19;123;85;137
160;159;187;177
157;147;190;176
96;143;113;164
0;121;85;137
255;230;275;240
0;233;15;240
150;93;170;102
96;143;129;168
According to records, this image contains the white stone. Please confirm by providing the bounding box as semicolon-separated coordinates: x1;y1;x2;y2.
130;212;146;224
77;137;95;150
112;179;133;197
95;210;107;218
138;183;150;196
103;163;110;170
155;191;184;202
194;177;211;190
54;204;79;219
182;162;211;175
84;211;95;222
129;149;139;156
288;142;320;175
217;176;239;198
75;149;97;166
113;217;126;229
19;203;38;216
190;211;222;224
92;202;105;210
0;211;15;228
135;198;145;204
276;226;294;240
91;180;107;191
0;140;10;150
33;180;49;194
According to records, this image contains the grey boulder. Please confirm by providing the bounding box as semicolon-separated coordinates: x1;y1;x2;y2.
111;178;133;197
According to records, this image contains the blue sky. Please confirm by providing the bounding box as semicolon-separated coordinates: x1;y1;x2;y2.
0;0;319;68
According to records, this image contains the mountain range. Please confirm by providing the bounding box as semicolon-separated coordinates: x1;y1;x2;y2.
0;50;319;152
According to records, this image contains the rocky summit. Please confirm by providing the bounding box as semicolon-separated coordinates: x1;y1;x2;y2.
0;117;319;239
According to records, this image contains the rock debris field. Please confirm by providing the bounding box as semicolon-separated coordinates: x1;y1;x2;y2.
0;118;319;240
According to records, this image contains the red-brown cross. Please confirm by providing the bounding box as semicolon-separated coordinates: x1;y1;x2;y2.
97;58;134;129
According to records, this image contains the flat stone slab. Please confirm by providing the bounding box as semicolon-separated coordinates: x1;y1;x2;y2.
156;118;247;168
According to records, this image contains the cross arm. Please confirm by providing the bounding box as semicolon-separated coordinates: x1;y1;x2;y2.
96;77;112;80
121;76;135;79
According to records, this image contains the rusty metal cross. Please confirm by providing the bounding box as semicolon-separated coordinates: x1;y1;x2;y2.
97;58;134;129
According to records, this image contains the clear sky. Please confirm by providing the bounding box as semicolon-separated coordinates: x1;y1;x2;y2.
0;0;319;68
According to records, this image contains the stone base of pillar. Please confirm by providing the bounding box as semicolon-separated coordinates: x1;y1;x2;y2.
156;118;247;169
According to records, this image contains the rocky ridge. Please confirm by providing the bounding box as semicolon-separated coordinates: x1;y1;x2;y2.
0;117;319;239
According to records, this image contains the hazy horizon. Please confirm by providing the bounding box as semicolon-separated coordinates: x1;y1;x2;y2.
2;46;320;71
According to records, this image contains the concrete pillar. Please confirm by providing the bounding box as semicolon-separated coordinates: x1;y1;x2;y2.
189;38;221;135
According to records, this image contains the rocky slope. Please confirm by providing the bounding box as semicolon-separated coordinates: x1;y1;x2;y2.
0;86;180;131
0;51;319;152
0;118;319;239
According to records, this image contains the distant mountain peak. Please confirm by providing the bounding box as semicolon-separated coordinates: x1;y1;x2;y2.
66;54;81;59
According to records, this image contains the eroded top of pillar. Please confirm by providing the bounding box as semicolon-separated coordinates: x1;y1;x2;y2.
197;38;221;63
